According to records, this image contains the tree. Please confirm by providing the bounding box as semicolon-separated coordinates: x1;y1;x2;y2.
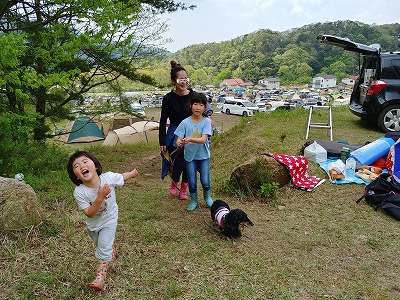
0;1;194;19
273;46;313;85
321;60;349;82
214;69;231;87
0;0;194;140
191;68;210;87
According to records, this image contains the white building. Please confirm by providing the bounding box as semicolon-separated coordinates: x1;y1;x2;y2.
258;78;280;90
341;76;358;86
312;75;336;89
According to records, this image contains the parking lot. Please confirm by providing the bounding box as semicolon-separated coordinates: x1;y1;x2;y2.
145;107;241;133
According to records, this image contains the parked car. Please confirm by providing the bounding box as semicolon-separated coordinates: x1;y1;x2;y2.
318;34;400;132
255;102;268;112
130;101;146;117
301;98;326;109
268;104;295;112
222;98;259;116
264;98;287;111
254;98;269;111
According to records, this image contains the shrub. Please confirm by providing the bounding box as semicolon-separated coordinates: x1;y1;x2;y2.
0;113;69;179
259;182;279;199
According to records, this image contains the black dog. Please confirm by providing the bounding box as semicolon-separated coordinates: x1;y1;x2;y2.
210;200;254;238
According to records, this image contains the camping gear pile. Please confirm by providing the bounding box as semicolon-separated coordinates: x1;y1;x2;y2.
356;137;400;220
357;173;400;220
303;136;400;220
302;137;395;184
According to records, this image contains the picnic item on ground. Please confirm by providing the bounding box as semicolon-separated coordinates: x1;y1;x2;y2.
349;137;394;166
327;159;346;180
300;139;364;157
345;157;356;180
269;154;324;191
341;147;350;163
362;166;383;174
357;173;400;220
304;141;327;163
355;168;379;182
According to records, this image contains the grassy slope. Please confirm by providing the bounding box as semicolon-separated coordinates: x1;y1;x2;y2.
2;106;400;299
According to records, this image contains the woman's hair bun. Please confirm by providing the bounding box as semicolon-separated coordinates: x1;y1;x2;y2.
170;60;181;69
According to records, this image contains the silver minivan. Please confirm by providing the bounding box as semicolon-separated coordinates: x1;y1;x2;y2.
222;98;259;116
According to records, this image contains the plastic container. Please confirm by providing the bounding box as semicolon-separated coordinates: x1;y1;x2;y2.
362;166;383;174
340;147;350;163
345;157;356;180
349;137;395;165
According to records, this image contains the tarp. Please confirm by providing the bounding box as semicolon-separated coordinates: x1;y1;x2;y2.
331;93;344;99
67;117;105;143
102;121;159;146
319;158;367;184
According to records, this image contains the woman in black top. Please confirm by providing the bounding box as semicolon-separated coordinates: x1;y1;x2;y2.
159;61;192;200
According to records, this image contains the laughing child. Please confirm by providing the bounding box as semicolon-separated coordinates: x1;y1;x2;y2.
66;151;138;291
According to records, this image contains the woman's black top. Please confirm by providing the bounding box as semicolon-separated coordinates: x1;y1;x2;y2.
158;89;193;147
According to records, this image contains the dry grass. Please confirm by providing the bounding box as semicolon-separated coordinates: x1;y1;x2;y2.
2;106;400;299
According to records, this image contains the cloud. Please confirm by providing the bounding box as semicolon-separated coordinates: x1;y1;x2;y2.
161;0;400;52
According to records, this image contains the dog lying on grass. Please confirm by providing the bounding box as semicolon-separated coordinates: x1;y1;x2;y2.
210;200;254;238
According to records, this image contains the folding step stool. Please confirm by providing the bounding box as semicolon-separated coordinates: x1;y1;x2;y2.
305;105;333;141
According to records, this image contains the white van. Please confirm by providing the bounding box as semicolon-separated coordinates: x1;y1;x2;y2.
222;98;259;116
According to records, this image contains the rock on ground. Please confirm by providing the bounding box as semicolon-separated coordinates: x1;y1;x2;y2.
0;177;42;231
229;153;291;196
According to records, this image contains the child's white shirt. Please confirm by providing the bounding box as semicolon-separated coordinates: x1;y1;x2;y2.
74;172;124;231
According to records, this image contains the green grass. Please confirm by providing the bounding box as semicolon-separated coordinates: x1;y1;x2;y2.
2;106;400;299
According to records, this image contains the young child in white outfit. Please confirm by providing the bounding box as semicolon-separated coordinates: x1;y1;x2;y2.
67;151;138;291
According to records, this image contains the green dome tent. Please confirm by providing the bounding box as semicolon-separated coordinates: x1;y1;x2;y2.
67;117;105;143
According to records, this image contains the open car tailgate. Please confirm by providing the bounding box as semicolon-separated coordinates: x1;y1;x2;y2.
317;34;381;55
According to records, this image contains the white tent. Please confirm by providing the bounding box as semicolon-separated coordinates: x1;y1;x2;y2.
102;121;159;146
94;112;143;136
291;93;301;101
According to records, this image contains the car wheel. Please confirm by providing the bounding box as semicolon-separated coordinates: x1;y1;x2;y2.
377;105;400;132
243;111;248;116
225;109;230;115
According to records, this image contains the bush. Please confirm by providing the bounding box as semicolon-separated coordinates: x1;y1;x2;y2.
259;182;279;199
0;113;69;181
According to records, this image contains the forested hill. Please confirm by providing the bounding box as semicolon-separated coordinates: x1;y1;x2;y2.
169;20;400;86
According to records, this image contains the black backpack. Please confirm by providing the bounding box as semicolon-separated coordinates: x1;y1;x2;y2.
357;173;400;220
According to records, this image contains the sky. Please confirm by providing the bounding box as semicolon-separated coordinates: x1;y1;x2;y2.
160;0;399;53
